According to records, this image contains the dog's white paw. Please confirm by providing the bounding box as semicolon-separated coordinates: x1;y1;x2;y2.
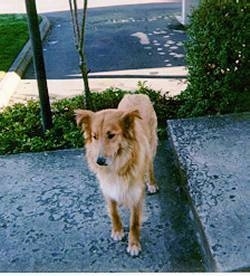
146;182;159;194
127;243;141;256
111;229;125;241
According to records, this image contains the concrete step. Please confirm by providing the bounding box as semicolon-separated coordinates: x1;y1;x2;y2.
0;141;204;272
167;112;250;272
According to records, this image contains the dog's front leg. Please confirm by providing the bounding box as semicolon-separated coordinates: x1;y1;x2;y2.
107;198;124;241
127;199;143;256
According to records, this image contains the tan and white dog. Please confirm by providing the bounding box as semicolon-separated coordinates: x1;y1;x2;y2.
75;94;158;256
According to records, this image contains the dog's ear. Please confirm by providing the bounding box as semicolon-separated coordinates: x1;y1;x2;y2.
75;109;94;142
120;109;142;139
75;109;93;127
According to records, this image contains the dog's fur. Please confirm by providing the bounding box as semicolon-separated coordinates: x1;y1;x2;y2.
75;94;158;256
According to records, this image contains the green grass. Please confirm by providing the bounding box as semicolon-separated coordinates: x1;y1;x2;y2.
0;14;29;77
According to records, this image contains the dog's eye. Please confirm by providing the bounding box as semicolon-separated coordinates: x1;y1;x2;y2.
92;134;97;140
107;133;115;140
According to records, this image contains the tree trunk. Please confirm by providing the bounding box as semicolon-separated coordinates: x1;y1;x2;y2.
69;0;92;109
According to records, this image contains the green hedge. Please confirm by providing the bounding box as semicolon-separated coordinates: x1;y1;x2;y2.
178;0;250;117
0;86;181;155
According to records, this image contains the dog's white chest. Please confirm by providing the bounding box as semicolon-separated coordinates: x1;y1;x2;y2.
99;174;143;206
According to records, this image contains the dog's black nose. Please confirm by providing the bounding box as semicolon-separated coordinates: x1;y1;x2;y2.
96;156;107;166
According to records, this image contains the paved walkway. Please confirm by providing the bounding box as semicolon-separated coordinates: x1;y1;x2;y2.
0;141;204;272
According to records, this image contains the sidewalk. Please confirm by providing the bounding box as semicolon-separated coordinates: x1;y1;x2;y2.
0;0;178;13
10;67;187;104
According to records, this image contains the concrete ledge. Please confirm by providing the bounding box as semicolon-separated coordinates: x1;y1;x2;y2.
0;16;50;109
167;113;250;272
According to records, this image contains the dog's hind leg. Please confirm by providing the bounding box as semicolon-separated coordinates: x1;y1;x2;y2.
146;161;159;194
107;198;124;241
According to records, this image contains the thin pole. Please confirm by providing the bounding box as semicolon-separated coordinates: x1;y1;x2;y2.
25;0;52;131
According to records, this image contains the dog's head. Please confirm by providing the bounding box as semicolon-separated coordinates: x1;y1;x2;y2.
75;108;141;167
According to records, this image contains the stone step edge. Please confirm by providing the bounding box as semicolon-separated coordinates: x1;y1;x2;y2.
167;119;218;272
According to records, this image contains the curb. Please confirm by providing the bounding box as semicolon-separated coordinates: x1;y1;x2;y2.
0;16;50;109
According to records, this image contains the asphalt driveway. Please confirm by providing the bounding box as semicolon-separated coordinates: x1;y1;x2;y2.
23;1;186;79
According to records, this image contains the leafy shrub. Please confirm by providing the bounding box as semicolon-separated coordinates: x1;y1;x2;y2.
89;88;127;111
0;99;83;154
0;86;180;155
178;0;250;117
